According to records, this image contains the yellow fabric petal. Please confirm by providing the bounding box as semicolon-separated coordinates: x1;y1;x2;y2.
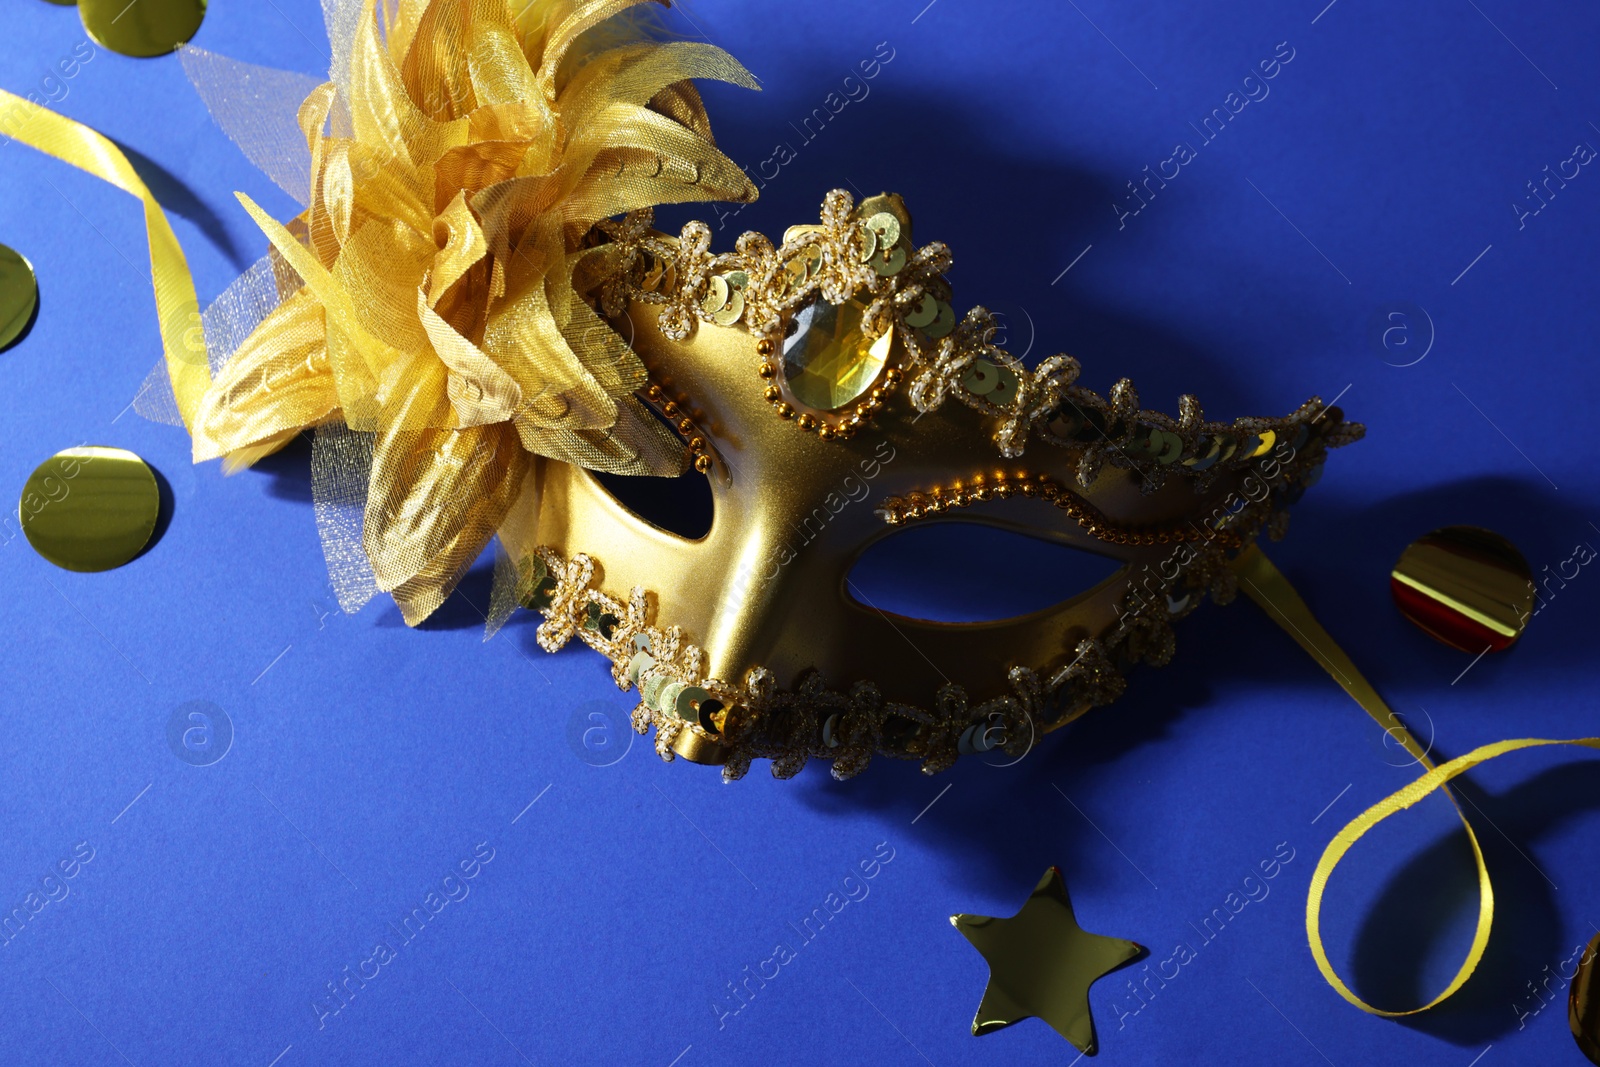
329;214;435;367
428;190;489;305
416;286;523;426
193;288;337;463
363;363;527;619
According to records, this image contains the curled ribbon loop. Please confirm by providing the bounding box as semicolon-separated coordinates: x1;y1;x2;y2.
0;90;210;427
1235;546;1600;1015
1310;735;1600;1015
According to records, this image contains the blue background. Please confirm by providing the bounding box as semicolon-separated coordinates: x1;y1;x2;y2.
1;1;1597;1064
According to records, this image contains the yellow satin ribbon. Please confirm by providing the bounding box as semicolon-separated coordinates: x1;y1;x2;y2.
0;90;210;428
1235;546;1600;1015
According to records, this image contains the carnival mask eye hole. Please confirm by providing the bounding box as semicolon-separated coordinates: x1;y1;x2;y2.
846;522;1126;624
590;467;713;540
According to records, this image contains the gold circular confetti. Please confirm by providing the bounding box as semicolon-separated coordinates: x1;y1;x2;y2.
1571;931;1600;1065
19;446;160;572
80;0;205;57
1390;525;1534;653
0;244;38;352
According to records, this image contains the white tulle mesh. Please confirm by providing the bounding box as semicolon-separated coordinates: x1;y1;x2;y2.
167;9;380;615
201;252;302;376
484;463;541;639
311;421;382;613
178;47;324;206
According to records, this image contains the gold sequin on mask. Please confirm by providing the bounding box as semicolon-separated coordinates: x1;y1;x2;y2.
19;447;160;571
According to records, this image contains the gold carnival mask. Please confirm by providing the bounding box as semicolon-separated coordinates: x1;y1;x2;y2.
120;0;1358;782
499;190;1359;781
18;0;1593;1033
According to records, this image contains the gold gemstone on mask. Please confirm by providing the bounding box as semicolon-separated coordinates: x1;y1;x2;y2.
903;293;938;329
783;298;893;411
924;301;956;338
20;446;160;572
864;211;901;248
80;0;205;57
700;274;729;315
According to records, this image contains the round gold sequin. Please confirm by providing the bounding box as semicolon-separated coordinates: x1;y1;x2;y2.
1249;429;1277;458
924;301;956;338
640;252;666;292
865;211;901;249
871;246;907;277
961;360;1003;395
675;685;710;720
801;245;824;276
1155;431;1184;464
700;274;729;314
711;287;745;326
0;244;38;352
857;227;879;263
988;367;1019;407
724;270;749;291
782;257;809;293
903;293;938;329
1183;437;1221;470
80;0;206;57
19;446;160;572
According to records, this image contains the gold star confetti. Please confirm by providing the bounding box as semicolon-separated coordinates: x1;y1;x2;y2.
951;867;1143;1054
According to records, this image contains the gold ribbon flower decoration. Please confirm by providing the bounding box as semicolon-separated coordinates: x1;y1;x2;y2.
184;0;757;623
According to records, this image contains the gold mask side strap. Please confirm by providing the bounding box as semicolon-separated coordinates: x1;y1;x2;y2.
1233;545;1600;1016
0;90;210;429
